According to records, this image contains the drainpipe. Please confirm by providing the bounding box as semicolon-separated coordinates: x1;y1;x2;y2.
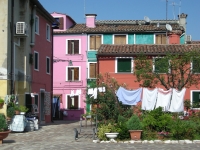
30;5;36;45
51;27;54;123
10;0;14;94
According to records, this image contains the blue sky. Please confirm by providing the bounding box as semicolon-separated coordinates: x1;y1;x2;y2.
39;0;200;40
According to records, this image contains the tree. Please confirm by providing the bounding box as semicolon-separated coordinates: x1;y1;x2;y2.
86;73;132;122
134;50;200;90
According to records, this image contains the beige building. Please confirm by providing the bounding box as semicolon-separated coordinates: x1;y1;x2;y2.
0;0;54;120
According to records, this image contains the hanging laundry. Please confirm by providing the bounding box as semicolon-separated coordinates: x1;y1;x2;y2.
88;88;94;95
70;90;75;97
142;88;158;110
116;87;142;105
155;88;172;111
98;87;106;92
90;88;97;99
75;89;81;95
169;88;186;112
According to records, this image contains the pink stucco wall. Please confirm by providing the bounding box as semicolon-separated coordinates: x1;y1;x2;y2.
53;34;87;120
51;12;74;30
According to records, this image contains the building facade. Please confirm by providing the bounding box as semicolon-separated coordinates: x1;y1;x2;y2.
0;0;54;124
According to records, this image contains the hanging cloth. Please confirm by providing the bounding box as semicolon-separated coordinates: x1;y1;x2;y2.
155;88;172;111
116;87;142;105
88;88;94;95
142;88;158;110
169;88;186;112
90;88;97;99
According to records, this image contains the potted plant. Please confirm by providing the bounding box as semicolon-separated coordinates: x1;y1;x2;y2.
126;114;143;140
19;105;29;115
6;107;15;121
14;105;20;115
0;114;11;144
0;98;4;108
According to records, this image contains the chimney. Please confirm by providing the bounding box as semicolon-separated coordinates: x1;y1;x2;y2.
178;13;188;32
85;14;97;28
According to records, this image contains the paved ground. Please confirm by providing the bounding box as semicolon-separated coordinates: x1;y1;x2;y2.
1;120;200;150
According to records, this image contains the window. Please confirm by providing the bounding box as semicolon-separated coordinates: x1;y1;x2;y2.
66;95;79;109
66;40;80;54
89;63;97;78
191;90;200;108
46;24;50;41
89;35;102;50
34;51;39;70
116;58;133;73
153;57;169;73
46;57;50;74
155;34;166;44
52;17;64;29
114;35;126;44
35;16;39;34
67;67;80;81
192;58;200;73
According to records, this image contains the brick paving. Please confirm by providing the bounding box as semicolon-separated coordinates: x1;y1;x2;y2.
0;120;200;150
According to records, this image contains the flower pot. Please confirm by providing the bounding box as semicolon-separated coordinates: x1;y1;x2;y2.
105;133;119;140
15;110;20;115
129;130;142;140
0;130;11;144
0;103;4;108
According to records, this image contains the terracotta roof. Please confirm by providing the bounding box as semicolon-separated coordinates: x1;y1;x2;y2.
97;44;200;56
191;41;200;44
54;23;184;34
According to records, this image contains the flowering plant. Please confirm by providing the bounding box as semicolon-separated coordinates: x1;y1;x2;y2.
158;131;170;136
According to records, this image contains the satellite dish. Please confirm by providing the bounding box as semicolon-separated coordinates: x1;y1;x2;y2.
166;24;172;31
144;16;151;22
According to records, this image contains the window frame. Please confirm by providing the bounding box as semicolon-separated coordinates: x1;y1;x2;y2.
46;24;51;42
113;34;128;44
35;15;39;35
88;62;97;79
66;39;81;54
66;66;81;81
46;56;50;74
153;57;170;74
190;90;200;109
34;51;39;71
115;57;133;73
65;94;80;110
88;34;102;51
155;33;167;44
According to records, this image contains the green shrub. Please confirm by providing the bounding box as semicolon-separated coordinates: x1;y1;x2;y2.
0;114;8;132
0;98;4;104
19;105;29;112
126;114;143;130
117;122;129;140
7;107;15;118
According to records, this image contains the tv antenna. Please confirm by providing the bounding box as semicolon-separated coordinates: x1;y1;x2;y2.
179;0;182;16
170;2;179;20
84;0;86;19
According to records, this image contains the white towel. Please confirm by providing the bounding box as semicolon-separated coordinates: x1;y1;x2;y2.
169;88;186;112
155;88;172;111
142;88;158;110
88;88;94;95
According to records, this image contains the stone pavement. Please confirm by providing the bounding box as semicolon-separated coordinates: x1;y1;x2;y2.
0;120;200;150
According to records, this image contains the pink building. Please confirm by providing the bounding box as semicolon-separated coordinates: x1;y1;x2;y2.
51;12;87;121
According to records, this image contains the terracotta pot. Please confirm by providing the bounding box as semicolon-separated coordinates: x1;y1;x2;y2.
15;110;20;115
0;103;4;108
0;130;11;144
129;130;142;140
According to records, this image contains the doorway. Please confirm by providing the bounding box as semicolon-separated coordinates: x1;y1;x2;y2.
40;89;45;123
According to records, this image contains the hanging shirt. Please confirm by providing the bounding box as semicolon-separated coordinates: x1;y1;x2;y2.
98;87;106;92
70;90;75;97
116;87;142;105
142;88;158;110
75;89;81;95
169;88;186;112
155;88;172;111
90;88;97;99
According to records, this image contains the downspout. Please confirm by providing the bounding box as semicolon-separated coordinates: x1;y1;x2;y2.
10;0;14;94
51;27;54;123
30;5;36;45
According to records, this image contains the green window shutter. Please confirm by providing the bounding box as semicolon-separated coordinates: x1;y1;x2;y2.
193;58;200;73
154;58;168;73
118;59;131;72
192;92;200;108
